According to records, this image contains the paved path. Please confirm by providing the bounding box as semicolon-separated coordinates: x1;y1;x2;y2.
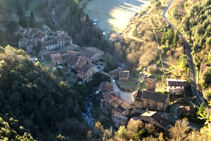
99;71;133;104
161;0;203;105
134;74;145;91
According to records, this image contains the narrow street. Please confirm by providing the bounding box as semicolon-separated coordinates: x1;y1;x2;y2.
99;71;133;104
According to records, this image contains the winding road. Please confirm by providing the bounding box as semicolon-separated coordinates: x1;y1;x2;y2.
162;0;203;105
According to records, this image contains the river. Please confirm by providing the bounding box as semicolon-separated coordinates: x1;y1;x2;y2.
82;90;96;125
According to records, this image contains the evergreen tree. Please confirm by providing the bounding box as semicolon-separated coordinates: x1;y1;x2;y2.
173;30;179;47
29;12;35;27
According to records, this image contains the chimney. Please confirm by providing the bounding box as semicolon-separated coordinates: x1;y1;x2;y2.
146;108;149;113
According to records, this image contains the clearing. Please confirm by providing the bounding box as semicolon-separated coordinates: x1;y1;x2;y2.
83;0;150;34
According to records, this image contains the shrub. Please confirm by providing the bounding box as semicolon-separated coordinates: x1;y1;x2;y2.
162;46;169;54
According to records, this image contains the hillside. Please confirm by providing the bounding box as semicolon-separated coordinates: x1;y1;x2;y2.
0;46;100;140
166;0;211;99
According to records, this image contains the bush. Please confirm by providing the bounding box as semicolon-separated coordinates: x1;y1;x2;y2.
162;46;169;54
204;90;211;101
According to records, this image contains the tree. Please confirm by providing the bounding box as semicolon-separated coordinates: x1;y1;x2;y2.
197;102;205;116
202;67;211;84
173;30;179;47
168;118;190;141
204;90;211;101
29;12;35;27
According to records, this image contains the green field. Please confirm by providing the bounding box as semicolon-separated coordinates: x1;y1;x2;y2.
83;0;150;34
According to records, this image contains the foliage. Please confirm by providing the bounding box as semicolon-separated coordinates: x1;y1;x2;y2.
197;102;205;116
202;67;211;85
0;46;94;140
204;90;211;101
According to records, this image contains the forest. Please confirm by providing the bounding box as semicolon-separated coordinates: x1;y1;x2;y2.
0;46;107;140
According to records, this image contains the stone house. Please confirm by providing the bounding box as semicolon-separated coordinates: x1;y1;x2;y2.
109;68;122;78
132;90;169;111
41;40;58;50
29;28;41;38
177;106;196;117
167;79;187;95
14;26;27;37
77;64;94;82
25;28;33;38
100;92;134;128
55;36;72;49
55;30;68;37
18;38;29;49
146;75;157;92
119;70;129;81
34;32;48;42
81;47;104;63
25;39;38;54
60;54;70;64
111;109;128;128
50;53;62;65
141;110;172;133
67;55;82;70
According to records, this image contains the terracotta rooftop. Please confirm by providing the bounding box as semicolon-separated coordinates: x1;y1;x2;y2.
78;64;93;74
26;39;38;47
67;50;81;56
77;72;84;79
18;38;29;42
109;68;122;78
35;32;47;40
81;47;103;58
141;90;168;103
29;28;40;37
67;44;80;51
61;54;70;61
77;57;87;69
41;40;57;47
25;28;33;37
67;55;81;67
167;79;187;87
100;82;114;94
119;70;129;79
141;111;171;128
50;53;62;62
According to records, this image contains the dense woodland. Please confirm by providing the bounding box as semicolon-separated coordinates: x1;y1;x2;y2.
0;0;211;140
0;46;107;140
167;0;211;93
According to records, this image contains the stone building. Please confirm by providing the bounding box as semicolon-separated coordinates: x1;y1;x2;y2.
132;90;169;111
109;68;122;78
177;106;196;117
141;110;172;132
81;47;104;63
100;92;134;128
146;75;157;92
77;64;94;82
18;38;29;49
119;70;129;81
50;53;62;65
167;79;187;95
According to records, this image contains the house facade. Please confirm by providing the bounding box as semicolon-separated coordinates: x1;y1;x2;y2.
77;64;94;82
132;90;169;111
119;70;129;81
81;47;104;63
50;53;62;65
141;111;172;132
167;79;187;95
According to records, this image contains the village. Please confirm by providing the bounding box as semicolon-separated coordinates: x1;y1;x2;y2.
14;26;201;135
